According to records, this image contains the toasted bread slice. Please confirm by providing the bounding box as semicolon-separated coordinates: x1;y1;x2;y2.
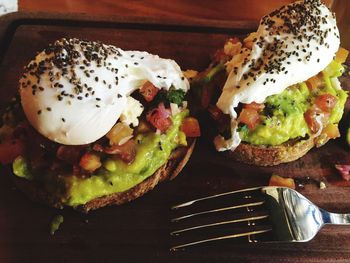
227;136;315;166
12;139;195;212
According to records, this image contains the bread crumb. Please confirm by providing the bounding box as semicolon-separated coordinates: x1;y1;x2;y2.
319;181;326;190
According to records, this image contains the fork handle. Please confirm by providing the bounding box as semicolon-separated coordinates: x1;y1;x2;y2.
321;209;350;225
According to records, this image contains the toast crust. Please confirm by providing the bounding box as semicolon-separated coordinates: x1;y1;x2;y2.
12;139;196;212
227;136;315;166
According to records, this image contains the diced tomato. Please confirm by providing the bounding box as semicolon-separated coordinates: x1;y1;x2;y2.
306;74;323;91
139;81;159;102
79;152;102;173
314;94;338;113
243;102;265;111
207;104;231;127
106;122;133;145
104;139;136;164
238;108;260;130
335;47;349;64
244;41;253;49
269;174;295;189
181;117;201;137
56;145;86;164
304;108;324;133
322;123;340;139
146;103;172;132
208;105;224;121
0;139;25;165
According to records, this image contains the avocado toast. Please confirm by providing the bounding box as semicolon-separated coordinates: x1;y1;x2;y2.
0;38;200;212
194;0;348;166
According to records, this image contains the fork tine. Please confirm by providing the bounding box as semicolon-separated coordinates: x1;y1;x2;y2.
171;214;269;235
171;201;265;222
170;228;272;251
172;186;262;210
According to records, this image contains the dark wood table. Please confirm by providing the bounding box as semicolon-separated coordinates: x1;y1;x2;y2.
0;2;349;262
19;0;296;22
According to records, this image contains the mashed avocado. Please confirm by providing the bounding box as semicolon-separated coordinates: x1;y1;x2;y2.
239;60;348;146
13;110;188;207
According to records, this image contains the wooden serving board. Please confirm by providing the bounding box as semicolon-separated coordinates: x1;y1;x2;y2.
0;12;349;263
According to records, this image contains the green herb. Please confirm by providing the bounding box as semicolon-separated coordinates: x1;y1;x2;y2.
13;156;32;180
153;87;186;106
166;88;185;105
237;124;249;134
202;63;225;83
50;215;64;235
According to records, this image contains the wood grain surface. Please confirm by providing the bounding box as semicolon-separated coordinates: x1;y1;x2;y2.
19;0;296;21
0;12;349;263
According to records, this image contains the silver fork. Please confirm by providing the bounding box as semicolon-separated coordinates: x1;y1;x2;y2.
170;186;350;251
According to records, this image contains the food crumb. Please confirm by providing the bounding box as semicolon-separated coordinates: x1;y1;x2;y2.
182;69;198;80
319;181;326;190
269;174;295;189
335;164;350;181
50;215;64;235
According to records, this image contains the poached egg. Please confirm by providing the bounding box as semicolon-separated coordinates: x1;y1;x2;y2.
19;38;189;145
